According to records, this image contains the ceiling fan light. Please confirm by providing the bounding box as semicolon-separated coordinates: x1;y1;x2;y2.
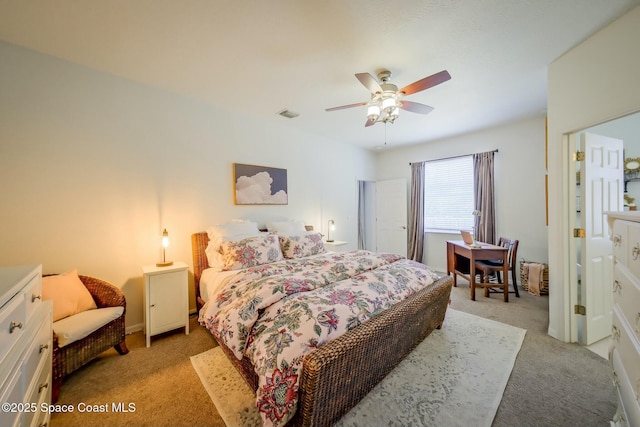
382;97;396;112
367;104;380;120
390;106;399;119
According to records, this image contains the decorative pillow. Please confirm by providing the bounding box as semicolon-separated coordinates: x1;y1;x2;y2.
219;234;284;271
279;233;326;259
205;220;262;269
42;269;98;322
266;220;307;236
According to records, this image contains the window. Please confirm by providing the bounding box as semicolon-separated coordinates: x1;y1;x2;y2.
424;155;474;232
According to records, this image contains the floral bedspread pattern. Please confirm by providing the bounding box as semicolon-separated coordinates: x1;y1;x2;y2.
199;250;440;427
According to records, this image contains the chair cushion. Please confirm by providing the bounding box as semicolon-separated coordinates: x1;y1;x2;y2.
42;269;98;321
54;306;124;348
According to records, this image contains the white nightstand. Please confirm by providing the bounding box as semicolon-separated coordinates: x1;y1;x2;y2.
325;240;348;252
142;261;189;347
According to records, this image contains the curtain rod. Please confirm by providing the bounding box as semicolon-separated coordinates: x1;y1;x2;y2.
409;149;498;165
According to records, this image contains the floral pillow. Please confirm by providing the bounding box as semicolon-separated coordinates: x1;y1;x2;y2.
279;233;326;259
219;234;284;271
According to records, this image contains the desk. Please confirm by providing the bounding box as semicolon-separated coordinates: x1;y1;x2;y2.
446;240;509;302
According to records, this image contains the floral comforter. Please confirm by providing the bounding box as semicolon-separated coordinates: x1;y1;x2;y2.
198;250;440;427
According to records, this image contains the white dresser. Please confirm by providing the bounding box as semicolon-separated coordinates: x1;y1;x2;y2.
0;264;53;427
608;212;640;427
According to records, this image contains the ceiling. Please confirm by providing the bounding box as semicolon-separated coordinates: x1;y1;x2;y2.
1;1;638;150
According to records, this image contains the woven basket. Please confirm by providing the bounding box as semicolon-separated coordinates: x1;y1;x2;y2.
520;260;549;295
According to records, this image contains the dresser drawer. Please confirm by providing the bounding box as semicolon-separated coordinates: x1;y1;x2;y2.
613;219;628;267
614;264;640;343
23;272;42;321
0;366;23;427
24;369;51;427
611;346;640;427
22;309;52;389
612;309;640;410
0;293;26;368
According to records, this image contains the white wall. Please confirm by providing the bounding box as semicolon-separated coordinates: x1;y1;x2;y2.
0;41;377;330
376;116;548;272
547;5;640;341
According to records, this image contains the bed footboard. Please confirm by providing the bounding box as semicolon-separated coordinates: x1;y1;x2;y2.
289;274;453;427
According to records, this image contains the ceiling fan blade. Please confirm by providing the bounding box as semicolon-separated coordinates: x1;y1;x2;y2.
398;100;434;115
399;70;451;96
355;73;383;94
325;101;368;112
365;116;377;127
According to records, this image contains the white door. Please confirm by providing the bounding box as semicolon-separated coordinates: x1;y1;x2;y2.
375;178;408;256
577;132;623;345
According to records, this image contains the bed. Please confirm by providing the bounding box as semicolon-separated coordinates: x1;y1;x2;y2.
192;226;453;427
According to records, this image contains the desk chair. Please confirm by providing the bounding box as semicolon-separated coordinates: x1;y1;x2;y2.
475;238;520;299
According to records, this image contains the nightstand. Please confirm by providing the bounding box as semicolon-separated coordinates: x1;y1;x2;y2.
142;261;189;347
325;240;348;252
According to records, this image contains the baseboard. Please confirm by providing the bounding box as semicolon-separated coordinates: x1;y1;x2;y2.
126;323;144;335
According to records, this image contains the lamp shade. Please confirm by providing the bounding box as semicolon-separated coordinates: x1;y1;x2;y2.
156;229;173;267
367;105;380;121
382;97;396;112
327;220;335;242
161;229;170;248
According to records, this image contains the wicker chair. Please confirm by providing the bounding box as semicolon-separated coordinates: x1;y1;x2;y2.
50;275;129;402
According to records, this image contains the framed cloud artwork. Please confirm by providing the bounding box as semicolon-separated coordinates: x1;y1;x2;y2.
233;163;288;205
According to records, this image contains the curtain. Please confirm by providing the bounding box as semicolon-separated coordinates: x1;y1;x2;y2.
473;151;496;244
408;162;426;262
357;180;366;250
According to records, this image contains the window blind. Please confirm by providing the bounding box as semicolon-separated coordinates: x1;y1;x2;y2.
424;155;474;231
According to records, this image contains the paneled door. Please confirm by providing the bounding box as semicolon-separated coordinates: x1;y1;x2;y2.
575;132;623;345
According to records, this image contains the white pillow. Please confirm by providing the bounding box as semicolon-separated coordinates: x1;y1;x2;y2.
266;220;307;236
206;220;260;240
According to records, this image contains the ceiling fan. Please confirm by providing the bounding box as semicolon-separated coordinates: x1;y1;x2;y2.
325;69;451;127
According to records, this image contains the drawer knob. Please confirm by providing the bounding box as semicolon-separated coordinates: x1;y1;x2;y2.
9;321;23;333
612;370;620;387
636;312;640;334
613;234;622;246
39;343;49;353
612;324;620;341
613;280;622;295
633;244;640;260
39;382;49;394
32;294;41;302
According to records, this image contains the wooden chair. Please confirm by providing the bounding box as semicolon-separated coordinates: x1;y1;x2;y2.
475;238;520;301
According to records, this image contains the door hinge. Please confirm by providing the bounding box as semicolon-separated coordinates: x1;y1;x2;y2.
573;151;585;161
574;305;586;315
573;228;585;238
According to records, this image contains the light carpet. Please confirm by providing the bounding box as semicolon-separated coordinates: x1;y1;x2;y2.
190;309;526;427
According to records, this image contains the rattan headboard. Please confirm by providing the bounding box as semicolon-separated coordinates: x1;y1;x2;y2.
191;232;210;311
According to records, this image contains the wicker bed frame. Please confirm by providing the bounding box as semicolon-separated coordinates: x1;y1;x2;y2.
191;231;453;427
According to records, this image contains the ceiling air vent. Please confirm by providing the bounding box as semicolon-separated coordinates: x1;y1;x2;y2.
277;109;299;119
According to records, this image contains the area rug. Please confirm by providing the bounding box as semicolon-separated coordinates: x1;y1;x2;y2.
190;308;526;427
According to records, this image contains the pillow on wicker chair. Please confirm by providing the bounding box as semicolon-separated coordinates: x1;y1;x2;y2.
42;269;97;321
